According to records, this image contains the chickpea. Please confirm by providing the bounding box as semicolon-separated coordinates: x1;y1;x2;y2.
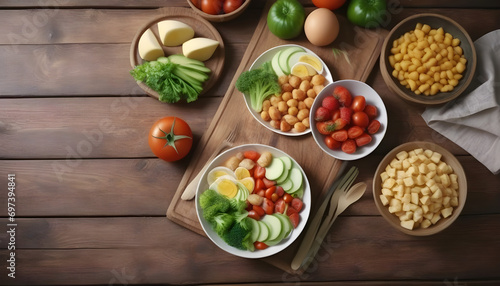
280;120;292;132
297;100;307;110
268;106;281;121
311;74;326;86
282;83;293;93
299;80;311;92
297;109;309;121
301;75;312;82
287;98;298;108
306;89;316;98
277;101;288;114
262;100;271;112
304;97;314;108
289;75;301;89
260;110;270;121
288;106;298;116
302;118;310;128
313;85;324;95
270;119;280;129
278;75;289;85
282;91;293;101
270;95;282;106
292;89;306;101
294;122;306;133
283;114;299;126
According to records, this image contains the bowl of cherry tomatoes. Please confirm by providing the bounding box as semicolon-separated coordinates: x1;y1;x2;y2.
188;0;251;22
310;80;388;161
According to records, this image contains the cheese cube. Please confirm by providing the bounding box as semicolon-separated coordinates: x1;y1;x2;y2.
450;197;459;207
406;166;418;176
443;196;451;207
411;193;419;204
437;161;450;175
396;150;409;161
416;174;427;185
414;148;424;155
379;194;390;206
413;207;423;222
427;162;437;171
390;158;403;169
402;193;411;204
401;220;415;230
421;186;431;196
424;149;434;158
419;163;429;174
422;204;430;214
386;166;396;178
430;213;441;224
441;207;453;218
382;188;393;197
430;151;442;164
403;176;415;187
383;178;396;189
397;170;406;179
420;195;431;205
402;159;411;169
421;219;432;228
380;171;389;182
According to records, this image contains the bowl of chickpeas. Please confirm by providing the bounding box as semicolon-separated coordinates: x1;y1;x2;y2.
380;13;476;105
242;44;334;136
373;141;467;235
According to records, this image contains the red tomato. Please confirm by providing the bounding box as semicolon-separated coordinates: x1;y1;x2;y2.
351;95;366;112
254;242;268;250
355;133;372;147
248;210;260;220
341;139;357;154
201;0;223;15
274;199;287;214
325;136;341;150
148;117;192;162
333;86;352;107
367;119;381;134
347;125;364;139
262;178;276;188
312;0;346;10
314;106;332;122
322;95;340;111
331;109;340;121
288;212;300;228
262;198;275;215
223;0;243;13
243;150;260;161
283;193;293;204
257;189;265;197
291;198;304;212
265;186;276;200
254;178;265;193
332;129;348;142
253;205;265;217
253;165;265;179
271;193;279;202
352;111;369;128
339;107;352;125
364;104;378;120
286;206;298;216
275;186;285;197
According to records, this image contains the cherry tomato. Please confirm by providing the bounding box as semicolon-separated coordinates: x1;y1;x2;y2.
288;212;300;228
347;125;364;139
352;111;369;128
341;139;357;154
274;199;286;214
253;165;265;179
364;104;378;120
265;186;276;200
275;186;285;197
291;198;304;212
351;95;366;112
253;205;265;217
312;0;346;10
333;86;352;107
223;0;243;14
262;198;275;215
325;136;341;150
257;190;265;197
332;129;348;142
271;193;279;202
262;178;276;188
148;117;192;162
248;210;260;220
367;119;381;134
331;109;340;121
283;193;293;204
254;241;268;250
254;178;265;193
244;150;260;161
355;133;372;147
201;0;223;15
286;206;298;216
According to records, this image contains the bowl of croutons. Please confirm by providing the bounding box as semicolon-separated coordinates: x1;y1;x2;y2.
373;141;467;236
380;13;476;105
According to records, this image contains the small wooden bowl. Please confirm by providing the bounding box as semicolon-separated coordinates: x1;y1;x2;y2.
187;0;251;22
380;13;476;105
373;141;467;236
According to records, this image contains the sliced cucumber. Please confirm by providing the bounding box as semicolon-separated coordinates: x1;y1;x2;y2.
271;50;285;77
287;51;308;72
279;156;293;171
293;186;304;199
275;168;290;184
168;54;204;66
261;214;282;241
264;214;291;246
176;66;209;82
288;168;303;194
257;220;269;242
249;218;260;243
156;56;170;64
279;47;305;74
279;177;293;192
265;157;285;181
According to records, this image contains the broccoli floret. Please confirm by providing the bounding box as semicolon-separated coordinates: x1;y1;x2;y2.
229;198;247;214
199;189;219;210
200;189;232;223
212;213;235;237
223;217;253;250
235;67;281;112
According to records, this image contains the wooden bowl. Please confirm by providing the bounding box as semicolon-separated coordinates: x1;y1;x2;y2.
380;13;476;105
373;141;467;236
187;0;251;22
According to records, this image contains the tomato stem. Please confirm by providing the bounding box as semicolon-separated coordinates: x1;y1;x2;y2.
152;118;191;154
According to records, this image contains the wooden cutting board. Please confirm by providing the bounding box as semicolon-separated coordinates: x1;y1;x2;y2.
167;1;388;274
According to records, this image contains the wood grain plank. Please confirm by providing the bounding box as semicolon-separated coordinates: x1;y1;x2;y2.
0;8;261;45
0;97;221;159
1;215;498;284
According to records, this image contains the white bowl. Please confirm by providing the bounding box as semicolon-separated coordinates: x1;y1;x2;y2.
242;44;334;136
195;144;311;259
310;80;388;161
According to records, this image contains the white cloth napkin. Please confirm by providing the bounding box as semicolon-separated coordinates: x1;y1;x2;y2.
422;29;500;175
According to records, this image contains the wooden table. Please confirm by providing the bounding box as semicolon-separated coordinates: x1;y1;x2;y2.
1;1;499;285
